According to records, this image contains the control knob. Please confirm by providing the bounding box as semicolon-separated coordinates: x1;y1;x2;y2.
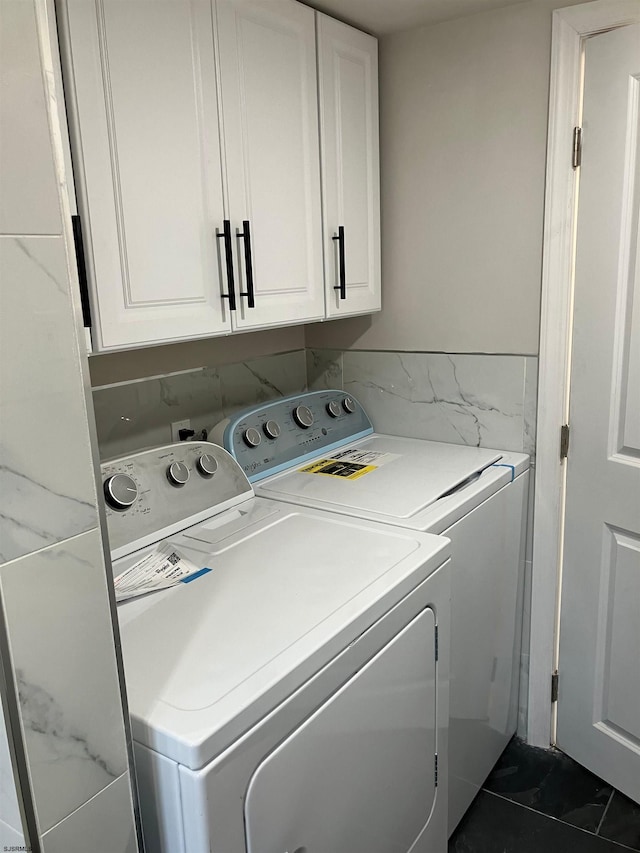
263;419;281;439
103;473;138;511
342;396;356;414
326;400;341;418
293;405;314;429
244;427;262;447
167;461;190;486
197;453;218;476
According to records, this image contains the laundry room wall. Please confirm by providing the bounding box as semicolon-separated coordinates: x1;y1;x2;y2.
307;0;585;357
306;0;584;446
305;0;584;736
0;2;137;849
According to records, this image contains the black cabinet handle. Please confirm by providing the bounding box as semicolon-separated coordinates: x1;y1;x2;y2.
238;220;255;308
71;214;92;327
217;220;236;310
332;225;346;299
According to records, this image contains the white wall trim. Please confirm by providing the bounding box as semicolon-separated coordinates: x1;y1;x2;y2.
527;0;640;748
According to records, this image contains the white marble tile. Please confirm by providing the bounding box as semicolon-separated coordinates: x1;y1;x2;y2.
218;350;307;418
0;691;23;834
93;367;223;460
523;356;538;457
0;0;61;235
0;817;25;849
42;772;137;853
343;350;527;451
0;530;129;833
92;350;307;459
306;349;343;390
517;649;530;740
0;237;98;564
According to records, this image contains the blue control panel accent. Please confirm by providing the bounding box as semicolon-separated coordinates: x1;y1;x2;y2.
220;390;373;482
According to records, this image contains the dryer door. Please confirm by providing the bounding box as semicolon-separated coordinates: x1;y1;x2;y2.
244;606;438;853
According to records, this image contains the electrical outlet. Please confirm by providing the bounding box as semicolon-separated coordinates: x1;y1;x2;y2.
171;419;192;442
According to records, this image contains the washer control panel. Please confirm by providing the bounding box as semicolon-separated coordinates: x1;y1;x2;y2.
211;390;373;482
101;441;252;556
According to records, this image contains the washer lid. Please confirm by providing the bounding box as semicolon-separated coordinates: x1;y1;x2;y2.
258;435;502;521
115;501;449;769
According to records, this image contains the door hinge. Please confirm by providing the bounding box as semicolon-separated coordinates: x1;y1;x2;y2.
434;625;439;662
71;214;92;329
551;670;559;703
572;126;582;169
434;753;438;787
560;424;570;460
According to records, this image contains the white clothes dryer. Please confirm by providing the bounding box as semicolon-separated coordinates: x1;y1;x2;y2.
212;390;530;834
102;441;451;853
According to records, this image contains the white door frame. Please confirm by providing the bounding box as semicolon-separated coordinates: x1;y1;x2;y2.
528;0;640;748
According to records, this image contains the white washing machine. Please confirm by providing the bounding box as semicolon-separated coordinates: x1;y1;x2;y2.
102;441;451;853
211;390;530;834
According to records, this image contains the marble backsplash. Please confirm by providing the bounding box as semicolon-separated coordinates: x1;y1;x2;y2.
96;346;538;460
93;349;307;460
307;348;538;456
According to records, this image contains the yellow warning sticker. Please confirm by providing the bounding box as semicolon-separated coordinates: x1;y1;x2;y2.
299;458;378;480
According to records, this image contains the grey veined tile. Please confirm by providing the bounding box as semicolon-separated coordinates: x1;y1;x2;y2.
343;351;526;452
0;691;23;834
0;1;61;235
0;237;97;564
42;773;137;853
93;367;222;460
219;350;307;418
0;530;129;832
523;356;539;457
306;349;343;391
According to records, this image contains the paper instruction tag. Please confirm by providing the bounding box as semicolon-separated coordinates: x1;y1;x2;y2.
114;542;203;602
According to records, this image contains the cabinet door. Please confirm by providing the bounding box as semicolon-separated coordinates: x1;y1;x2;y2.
61;0;232;350
215;0;325;330
318;14;381;317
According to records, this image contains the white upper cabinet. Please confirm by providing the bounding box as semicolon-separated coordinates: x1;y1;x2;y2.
215;0;325;329
61;0;232;350
317;14;380;317
59;0;379;351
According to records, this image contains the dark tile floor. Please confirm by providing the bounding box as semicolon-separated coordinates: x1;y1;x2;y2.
449;737;640;852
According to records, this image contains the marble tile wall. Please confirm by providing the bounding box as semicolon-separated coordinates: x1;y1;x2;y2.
0;689;24;848
41;773;137;853
1;532;130;833
0;238;98;564
93;349;307;459
308;348;538;455
0;2;138;850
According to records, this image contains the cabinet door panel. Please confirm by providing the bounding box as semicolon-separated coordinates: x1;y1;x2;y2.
318;14;380;317
63;0;230;349
216;0;325;329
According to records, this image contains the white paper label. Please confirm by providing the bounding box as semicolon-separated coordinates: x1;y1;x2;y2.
114;542;202;602
328;448;400;467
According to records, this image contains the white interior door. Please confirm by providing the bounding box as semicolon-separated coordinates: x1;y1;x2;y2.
215;0;325;330
62;0;232;350
557;23;640;803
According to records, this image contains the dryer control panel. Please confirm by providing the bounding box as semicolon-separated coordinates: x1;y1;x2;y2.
210;391;373;482
101;441;253;558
